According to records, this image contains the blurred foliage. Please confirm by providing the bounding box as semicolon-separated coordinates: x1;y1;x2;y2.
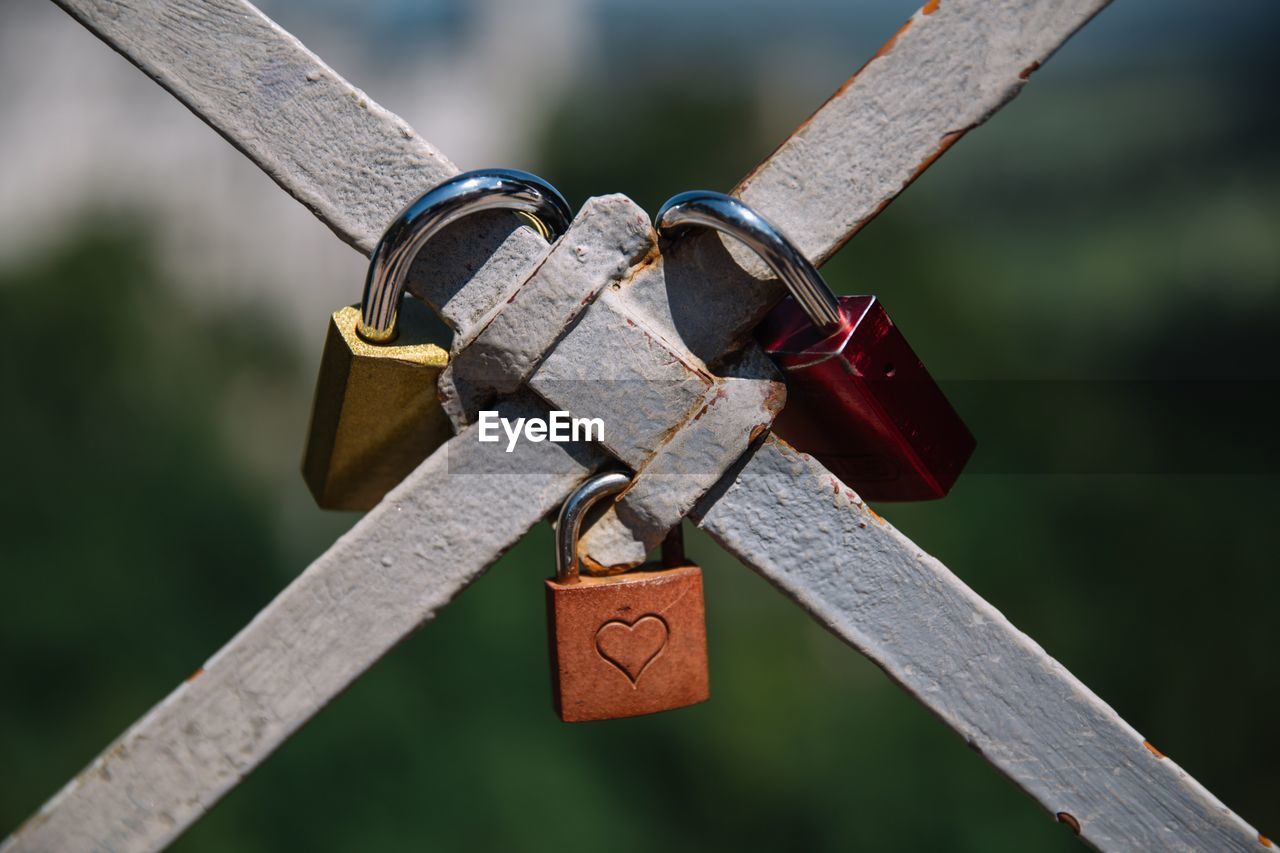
2;6;1279;853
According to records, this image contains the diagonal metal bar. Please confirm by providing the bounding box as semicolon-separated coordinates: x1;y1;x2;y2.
50;0;550;337
10;1;1269;852
694;436;1267;852
3;396;603;853
51;0;453;254
736;0;1111;266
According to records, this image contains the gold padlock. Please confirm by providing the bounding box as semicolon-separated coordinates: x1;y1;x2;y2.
302;169;572;510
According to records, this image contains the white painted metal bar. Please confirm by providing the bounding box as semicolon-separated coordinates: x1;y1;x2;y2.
10;1;1267;852
694;436;1268;852
51;0;452;254
49;0;549;337
3;397;603;853
735;0;1113;267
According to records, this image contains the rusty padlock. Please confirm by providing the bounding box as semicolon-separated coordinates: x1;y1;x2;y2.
655;191;975;501
546;472;710;723
302;169;571;510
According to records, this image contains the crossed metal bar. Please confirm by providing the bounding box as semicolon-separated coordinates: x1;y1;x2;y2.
5;1;1271;851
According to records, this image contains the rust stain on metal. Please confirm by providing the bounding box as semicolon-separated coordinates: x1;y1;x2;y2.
872;17;915;60
823;127;970;262
908;129;965;186
1019;60;1041;79
580;551;632;577
635;245;661;270
1142;740;1166;759
12;808;52;841
763;380;787;416
1056;812;1081;834
1260;834;1274;848
186;666;205;684
737;0;954;198
737;5;924;197
655;401;705;447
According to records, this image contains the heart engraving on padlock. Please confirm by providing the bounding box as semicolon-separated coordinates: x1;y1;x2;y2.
546;472;710;721
595;615;668;685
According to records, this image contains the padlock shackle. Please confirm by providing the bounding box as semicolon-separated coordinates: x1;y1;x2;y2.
555;471;631;584
358;168;573;343
655;190;844;334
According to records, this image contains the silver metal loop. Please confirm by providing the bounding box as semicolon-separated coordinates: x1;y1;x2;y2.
655;190;844;333
358;168;573;342
555;471;631;584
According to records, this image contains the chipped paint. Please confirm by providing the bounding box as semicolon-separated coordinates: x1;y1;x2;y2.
1057;813;1082;834
872;17;916;61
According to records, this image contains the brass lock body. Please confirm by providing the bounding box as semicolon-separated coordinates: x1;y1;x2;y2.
301;300;451;510
301;169;572;510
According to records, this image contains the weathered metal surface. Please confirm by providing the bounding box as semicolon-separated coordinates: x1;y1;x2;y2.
577;344;784;568
51;0;550;339
734;0;1113;266
555;0;1111;561
437;194;783;567
692;436;1268;852
1;395;603;853
17;1;1262;852
440;194;655;425
524;277;785;565
52;0;1116;568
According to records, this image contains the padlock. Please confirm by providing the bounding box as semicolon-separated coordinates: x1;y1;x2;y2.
546;472;710;723
302;169;572;510
655;191;975;501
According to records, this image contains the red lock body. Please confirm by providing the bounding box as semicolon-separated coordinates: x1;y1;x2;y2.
756;295;975;501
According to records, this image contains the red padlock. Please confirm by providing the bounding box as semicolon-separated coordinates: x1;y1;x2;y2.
656;191;974;500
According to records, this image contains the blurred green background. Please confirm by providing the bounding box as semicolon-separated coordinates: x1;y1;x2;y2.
1;1;1277;851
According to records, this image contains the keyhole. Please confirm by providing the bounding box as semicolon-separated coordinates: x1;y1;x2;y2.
883;362;896;378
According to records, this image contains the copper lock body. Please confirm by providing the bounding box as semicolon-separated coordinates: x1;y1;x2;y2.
656;191;975;501
546;473;710;723
302;169;572;510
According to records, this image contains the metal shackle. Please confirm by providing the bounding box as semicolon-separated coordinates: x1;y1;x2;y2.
555;471;631;584
654;190;844;334
358;168;573;343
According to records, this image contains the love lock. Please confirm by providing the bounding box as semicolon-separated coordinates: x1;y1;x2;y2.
657;191;975;500
302;169;571;510
545;472;710;723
